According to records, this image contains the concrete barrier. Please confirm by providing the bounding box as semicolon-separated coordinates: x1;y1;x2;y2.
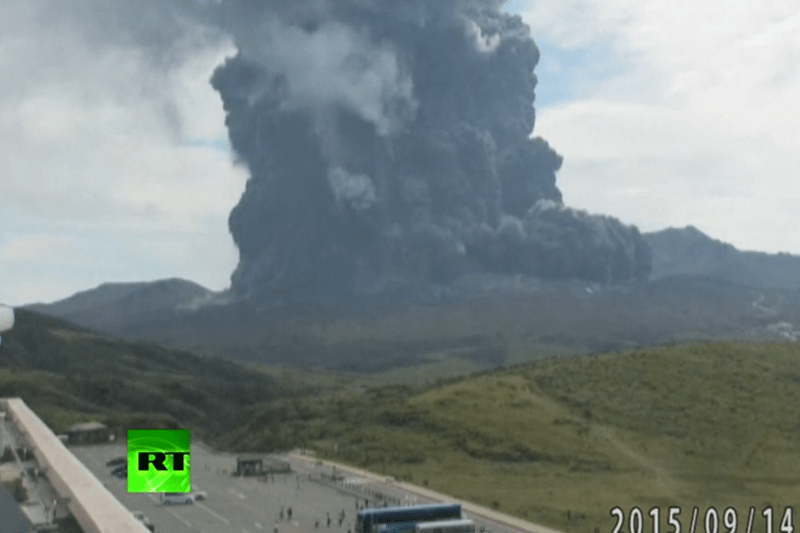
1;398;149;533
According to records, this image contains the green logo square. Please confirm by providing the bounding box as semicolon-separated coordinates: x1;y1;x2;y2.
127;429;191;493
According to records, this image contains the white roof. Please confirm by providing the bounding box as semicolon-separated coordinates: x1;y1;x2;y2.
415;519;475;530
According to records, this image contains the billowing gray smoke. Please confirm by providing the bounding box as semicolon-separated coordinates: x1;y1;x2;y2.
205;0;650;300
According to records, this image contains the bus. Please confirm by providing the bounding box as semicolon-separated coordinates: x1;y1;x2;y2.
415;519;476;533
356;503;462;533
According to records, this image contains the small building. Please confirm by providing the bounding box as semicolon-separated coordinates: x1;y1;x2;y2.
65;422;109;445
263;456;291;474
235;456;264;476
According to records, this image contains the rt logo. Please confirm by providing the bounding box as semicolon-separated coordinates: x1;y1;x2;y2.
127;429;191;493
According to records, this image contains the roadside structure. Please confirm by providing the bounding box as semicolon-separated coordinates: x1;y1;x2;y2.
1;398;148;533
236;455;264;476
65;422;110;445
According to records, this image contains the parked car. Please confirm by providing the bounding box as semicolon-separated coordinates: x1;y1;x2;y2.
110;464;127;478
106;456;126;467
191;486;207;500
132;510;155;532
161;492;195;505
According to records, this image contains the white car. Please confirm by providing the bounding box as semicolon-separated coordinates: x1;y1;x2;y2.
161;492;195;505
191;486;207;500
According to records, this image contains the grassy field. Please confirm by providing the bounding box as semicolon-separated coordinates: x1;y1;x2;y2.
0;309;313;439
270;342;800;532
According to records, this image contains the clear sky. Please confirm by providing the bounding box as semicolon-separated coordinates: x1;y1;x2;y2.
2;0;799;306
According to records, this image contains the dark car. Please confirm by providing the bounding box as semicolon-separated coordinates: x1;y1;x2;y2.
133;511;155;532
110;464;127;478
106;456;126;467
191;486;207;500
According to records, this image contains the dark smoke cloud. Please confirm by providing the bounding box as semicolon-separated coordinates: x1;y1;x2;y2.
43;0;648;299
204;0;651;300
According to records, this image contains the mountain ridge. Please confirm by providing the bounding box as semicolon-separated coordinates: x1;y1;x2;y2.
19;227;800;373
644;225;800;290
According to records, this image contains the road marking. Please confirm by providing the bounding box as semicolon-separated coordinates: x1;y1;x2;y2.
197;502;231;524
255;523;263;529
243;529;253;533
227;487;247;499
166;508;191;527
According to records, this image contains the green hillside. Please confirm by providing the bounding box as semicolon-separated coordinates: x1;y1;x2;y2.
2;309;798;533
230;342;800;532
0;309;317;438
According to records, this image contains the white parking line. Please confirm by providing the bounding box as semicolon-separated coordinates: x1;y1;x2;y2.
255;523;263;529
197;501;231;525
227;487;247;499
166;508;191;527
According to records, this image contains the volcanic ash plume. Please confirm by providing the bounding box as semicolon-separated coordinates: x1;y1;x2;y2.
208;0;651;300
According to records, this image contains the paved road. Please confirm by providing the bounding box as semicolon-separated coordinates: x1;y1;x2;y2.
73;442;361;533
70;443;559;533
288;453;562;533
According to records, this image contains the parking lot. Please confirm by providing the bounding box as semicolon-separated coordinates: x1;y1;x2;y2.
71;442;546;533
71;443;363;533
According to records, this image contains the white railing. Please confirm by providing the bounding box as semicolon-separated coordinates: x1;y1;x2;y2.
1;398;149;533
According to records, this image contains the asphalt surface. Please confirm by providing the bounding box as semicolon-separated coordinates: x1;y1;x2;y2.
73;442;358;533
70;443;558;533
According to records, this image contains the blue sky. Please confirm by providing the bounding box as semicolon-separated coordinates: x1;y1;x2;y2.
505;0;603;107
2;0;800;305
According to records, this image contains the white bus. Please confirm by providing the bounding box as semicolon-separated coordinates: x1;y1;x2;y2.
414;519;476;533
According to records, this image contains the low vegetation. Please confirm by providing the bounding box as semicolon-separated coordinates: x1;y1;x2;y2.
230;342;800;532
0;309;312;440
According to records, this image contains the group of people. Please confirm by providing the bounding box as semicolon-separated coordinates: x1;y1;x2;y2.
277;505;350;530
278;506;293;522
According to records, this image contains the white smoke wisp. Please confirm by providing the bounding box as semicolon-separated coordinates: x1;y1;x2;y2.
466;19;501;53
328;166;377;211
239;19;417;137
498;214;528;244
526;198;563;216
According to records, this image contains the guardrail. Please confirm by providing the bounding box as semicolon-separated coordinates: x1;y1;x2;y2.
309;471;409;507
